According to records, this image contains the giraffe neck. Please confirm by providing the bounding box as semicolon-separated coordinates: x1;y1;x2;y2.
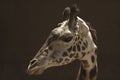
60;32;98;80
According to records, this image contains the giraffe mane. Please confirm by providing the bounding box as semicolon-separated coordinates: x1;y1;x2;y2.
86;22;97;44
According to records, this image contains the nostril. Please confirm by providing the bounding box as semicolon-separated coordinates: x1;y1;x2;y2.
30;59;37;65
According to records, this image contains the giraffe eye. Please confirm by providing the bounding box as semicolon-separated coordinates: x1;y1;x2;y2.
61;36;73;42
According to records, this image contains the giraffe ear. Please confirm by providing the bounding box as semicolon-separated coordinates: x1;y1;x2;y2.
62;7;71;20
68;4;80;32
89;28;97;41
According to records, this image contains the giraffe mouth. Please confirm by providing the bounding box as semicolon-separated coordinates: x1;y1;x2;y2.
26;65;45;75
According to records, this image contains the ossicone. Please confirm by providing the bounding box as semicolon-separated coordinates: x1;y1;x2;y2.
62;4;80;20
63;7;71;20
70;4;80;17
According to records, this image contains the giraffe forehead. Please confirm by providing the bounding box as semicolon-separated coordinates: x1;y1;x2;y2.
51;26;71;37
52;27;63;34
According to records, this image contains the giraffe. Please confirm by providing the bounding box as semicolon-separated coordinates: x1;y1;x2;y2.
27;5;98;80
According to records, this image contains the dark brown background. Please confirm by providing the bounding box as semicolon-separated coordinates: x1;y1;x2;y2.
1;0;120;80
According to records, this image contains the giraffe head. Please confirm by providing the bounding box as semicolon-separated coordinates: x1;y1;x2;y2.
27;5;90;75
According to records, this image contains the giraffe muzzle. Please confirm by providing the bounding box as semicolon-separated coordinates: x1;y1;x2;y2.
26;59;46;75
26;65;45;75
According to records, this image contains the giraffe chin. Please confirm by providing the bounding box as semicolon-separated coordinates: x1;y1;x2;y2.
27;67;45;75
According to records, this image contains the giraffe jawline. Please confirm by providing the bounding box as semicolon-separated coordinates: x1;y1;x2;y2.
27;66;45;75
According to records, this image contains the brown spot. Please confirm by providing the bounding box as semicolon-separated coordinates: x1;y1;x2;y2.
70;53;75;58
82;52;86;57
67;47;72;52
90;66;98;79
78;36;80;40
81;60;89;68
62;52;68;57
64;58;69;61
91;55;95;63
80;39;83;41
48;46;53;50
82;46;86;50
81;60;88;64
59;58;63;63
44;49;48;53
77;44;80;51
73;46;76;51
75;37;77;41
79;41;81;44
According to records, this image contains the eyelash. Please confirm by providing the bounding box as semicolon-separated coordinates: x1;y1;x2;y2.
61;36;73;42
